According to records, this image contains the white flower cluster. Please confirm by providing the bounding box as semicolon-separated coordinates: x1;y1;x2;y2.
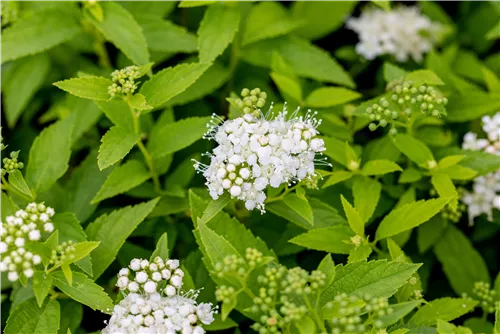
104;257;217;334
462;113;500;224
194;106;327;213
0;202;55;281
346;6;442;62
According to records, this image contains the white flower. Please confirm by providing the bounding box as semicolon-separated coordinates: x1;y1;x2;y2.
143;281;157;294
130;259;141;271
196;304;215;325
346;6;442;62
165;285;176;297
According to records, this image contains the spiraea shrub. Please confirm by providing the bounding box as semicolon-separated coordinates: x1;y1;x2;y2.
1;1;500;333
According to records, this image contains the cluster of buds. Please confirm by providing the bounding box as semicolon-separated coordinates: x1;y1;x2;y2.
214;248;265;283
117;257;184;296
194;89;328;212
1;151;24;176
233;88;268;117
49;241;76;267
104;257;217;334
366;81;447;134
0;128;6;151
326;294;392;334
472;281;497;313
0;202;55;281
108;65;142;97
429;188;466;223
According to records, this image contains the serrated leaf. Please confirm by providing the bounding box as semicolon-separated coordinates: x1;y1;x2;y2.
221;292;238;321
283;193;314;225
270;71;303;103
148;116;210;159
93;160;150;203
405;70;444;86
318;254;336;292
379;300;422;327
94;99;134;130
3;54;50;127
4;298;60;334
305;87;361;108
434;225;490;295
375;198;449;241
8;170;33;199
141;63;211;107
341;195;364;236
126;93;152;112
1;9;81;63
383;62;408;83
348;245;372;263
409;298;478;326
150;233;169;262
322;170;353;188
446;91;500;122
198;193;232;226
98;126;139;170
431;173;458;211
52;271;114;313
289;225;354;254
86;2;150;65
61;264;73;286
437;320;473;334
352;176;381;224
197;3;240;63
361;159;402;176
27;115;75;193
53;76;112;101
85;199;159;278
320;260;421;305
394;134;434;166
459;150;500;176
32;271;52;307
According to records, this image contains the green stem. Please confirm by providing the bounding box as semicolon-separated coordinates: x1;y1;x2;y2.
303;295;327;332
264;185;297;204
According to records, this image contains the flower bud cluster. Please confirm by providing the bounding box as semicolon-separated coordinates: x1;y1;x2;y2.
366;81;447;133
472;281;497;313
194;98;327;213
346;6;442;62
0;129;6;151
0;202;55;281
1;151;24;176
104;257;217;334
117;257;184;296
327;294;392;334
429;188;466;223
108;65;141;97
233;88;268;117
49;240;76;267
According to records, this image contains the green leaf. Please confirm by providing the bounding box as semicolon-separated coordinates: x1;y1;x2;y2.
486;20;500;39
164;155;199;197
94;99;134;130
405;70;444;86
482;66;500;93
198;193;232;226
178;1;216;8
197;3;240;63
270;71;303;103
438;155;465;169
361;160;402;176
340;195;364;236
150;233;169;262
148;116;210;159
322;170;353;188
92;160;150;203
291;1;356;40
86;2;149;65
32;271;53;307
1;192;18;220
5;298;60;334
125;93;152;112
1;8;81;63
320;260;421;305
417;215;448;254
375;198;449;241
348;245;372;263
242;2;302;46
383;62;408;83
289;225;354;254
27;115;75;193
352;177;381;224
141;62;211;107
394;134;434;166
8;170;33;199
61;264;73;286
409;298;478;326
53;76;112;101
305;87;361;108
399;168;422;184
460;150;500;176
317;254;336;292
379;300;422;327
446;91;500;122
294;316;316;334
52;271;114;313
283;193;314;226
86;198;159;278
97;126;139;170
434;225;490;295
437;320;473;334
431;173;458;211
242;36;354;88
221;292;238;321
3;54;50;127
496;304;500;334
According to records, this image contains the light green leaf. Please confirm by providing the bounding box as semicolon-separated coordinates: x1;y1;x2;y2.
5;298;60;334
8;170;33;199
1;192;18;220
94;99;134;130
305;87;361;108
482;66;500;93
1;8;81;63
150;233;169;262
486;20;500;39
434;225;490;295
270;71;303;103
496;304;500;334
289;225;354;254
283;193;314;226
221;292;238;321
437;320;473;334
446;91;500;122
125;93;152;112
405;70;444;86
318;254;336;292
379;300;422;327
394;134;434;166
179;1;216;7
398;168;422;184
52;271;114;313
376;198;449;241
61;264;73;286
459;150;500;176
53;242;100;275
383;62;408;83
53;76;112;101
32;272;53;307
86;198;159;278
294;316;316;334
86;2;149;65
197;3;240;63
320;260;421;305
92;160;150;203
442;164;478;181
141;62;211;107
322;170;353;188
341;195;364;236
352;176;381;224
198;193;232;226
431;173;458;211
348;245;372;263
27;115;75;193
242;2;302;46
3;54;50;127
148;116;210;159
438;155;465;169
409;298;478;326
361;159;402;176
98;126;139;170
